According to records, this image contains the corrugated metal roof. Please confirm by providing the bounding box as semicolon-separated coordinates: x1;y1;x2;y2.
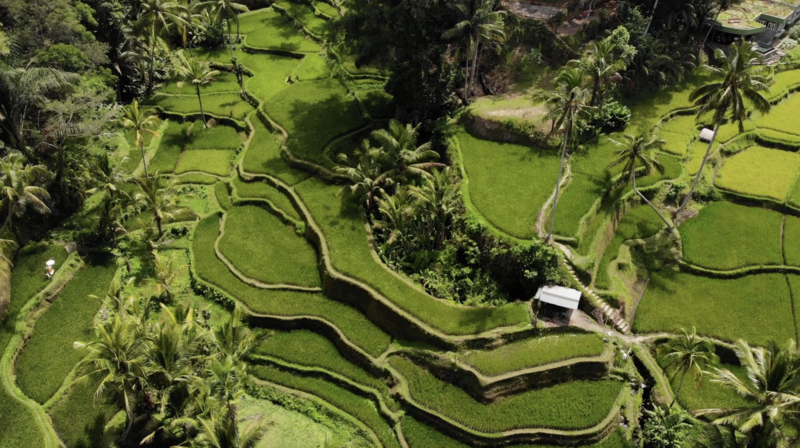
535;286;581;310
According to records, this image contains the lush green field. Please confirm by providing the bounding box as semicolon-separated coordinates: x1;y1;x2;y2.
686;140;718;176
458;333;605;375
161;71;240;95
716;146;800;201
232;176;301;220
242;53;301;102
239;9;321;53
295;54;331;81
175;149;236;176
192;216;392;357
149;120;189;174
219;206;320;287
680;202;784;270
635;153;683;189
458;131;561;239
252;329;389;393
660;131;693;157
715;120;756;144
596;205;664;290
251;365;401;448
634;271;795;345
767;70;800;101
784;216;800;266
265;79;365;167
185;123;242;150
215;182;233;210
754;94;800;136
313;0;339;18
48;376;119;448
15;259;116;404
275;1;331;37
401;416;631;448
669;363;751;412
790;176;800;209
242;117;310;186
153;93;254;121
629;75;708;131
294;178;532;335
391;356;622;432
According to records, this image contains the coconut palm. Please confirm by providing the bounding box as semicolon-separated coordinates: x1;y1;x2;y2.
374;188;415;254
698;340;800;447
175;53;219;127
581;37;627;107
370;119;446;185
195;409;267;448
606;132;674;231
122;100;161;179
88;153;132;246
137;0;188;94
534;65;592;240
335;140;385;209
661;327;719;407
133;175;195;238
644;0;661;36
152;249;186;297
207;0;249;59
0;151;51;238
208;306;262;360
206;356;250;446
409;168;460;249
676;39;771;216
176;0;207;56
442;0;506;102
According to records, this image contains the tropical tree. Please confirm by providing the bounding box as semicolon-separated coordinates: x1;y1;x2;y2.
0;151;51;238
335;140;385;209
175;53;219;127
581;37;628;107
534;65;592;240
136;0;188;94
606;132;674;231
442;0;506;102
133;174;194;238
122;100;161;179
374;188;414;253
88;153;131;245
208;0;249;59
409;168;460;249
208;306;262;360
370;119;445;185
699;340;800;447
195;410;267;448
644;0;661;36
176;0;207;56
152;249;186;297
676;40;771;216
661;327;719;407
641;404;692;448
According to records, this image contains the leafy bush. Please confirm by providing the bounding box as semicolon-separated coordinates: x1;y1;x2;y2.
780;38;798;51
458;333;605;375
218;205;320;287
589;99;631;133
192;216;391;356
241;117;309;186
16;260;117;403
716;146;800;202
680;202;783;270
390;356;622;432
232;176;301;221
175;150;236;176
596;205;664;290
634;271;795;345
35;43;91;71
239;9;320;53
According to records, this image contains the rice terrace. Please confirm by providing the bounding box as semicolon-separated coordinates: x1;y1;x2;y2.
3;0;800;446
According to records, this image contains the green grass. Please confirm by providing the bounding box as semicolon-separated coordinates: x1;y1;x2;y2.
785;215;800;266
457;332;605;376
219;205;320;287
295;54;331;81
185;123;242;150
669;363;751;412
716;146;800;201
242;117;310;186
153;93;254;121
161;71;241;95
265;79;365;168
192;215;391;357
629;75;709;132
635;153;683;189
15;259;117;404
215;182;232;210
680;202;783;270
755;94;800;136
687;140;719;176
357;90;395;119
149;120;189;174
275;1;331;37
390;356;622;432
251;365;401;448
294;178;531;336
401;416;631;448
458;131;561;239
252;329;389;394
239;9;321;53
175;149;236;176
715;120;756;144
241;53;301;102
634;271;795;345
790;175;800;209
660;131;693;157
48;376;119;448
232;176;301;221
313;1;339;18
595;205;664;290
661;114;698;136
767;69;800;102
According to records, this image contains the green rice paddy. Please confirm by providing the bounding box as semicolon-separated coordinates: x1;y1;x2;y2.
716;146;800;201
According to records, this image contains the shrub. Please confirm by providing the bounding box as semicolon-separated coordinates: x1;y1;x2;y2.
16;260;117;404
458;333;605;375
390;356;622;432
192;216;391;357
35;43;91;71
589;99;631;133
780;38;798;51
218;205;321;287
716;146;800;202
634;271;795;345
241;117;309;186
174;150;236;176
680;202;783;270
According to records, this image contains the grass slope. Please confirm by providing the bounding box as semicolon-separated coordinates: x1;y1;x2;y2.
716;146;800;201
784;215;800;266
153;93;254;121
185;123;242;150
669;363;751;412
295;178;531;335
275;1;331;37
242;53;301;102
242;117;310;186
149;120;189;174
295;54;331;81
48;376;118;448
239;9;320;53
233;176;301;221
219;206;320;287
596;205;664;290
175;149;236;176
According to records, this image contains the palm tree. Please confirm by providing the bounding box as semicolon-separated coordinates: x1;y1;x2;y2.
74;315;150;442
370;120;445;185
136;0;188;94
374;188;414;252
209;306;262;360
676;39;771;216
534;65;592;240
335;140;385;209
581;37;627;107
206;357;250;447
0;151;51;239
195;409;267;448
176;53;219;127
122;100;161;179
644;0;661;36
661;327;719;407
133;175;194;237
606;132;674;231
409;168;460;249
152;249;186;297
176;0;206;57
88;153;131;246
698;340;800;447
207;0;249;59
442;0;506;102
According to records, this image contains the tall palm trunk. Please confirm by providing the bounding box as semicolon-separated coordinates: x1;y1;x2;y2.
671;367;688;407
155;214;163;237
632;167;672;231
467;34;481;101
196;85;207;127
547;122;570;240
139;135;150;179
227;399;240;448
148;24;157;96
644;0;660;36
676;120;721;216
702;9;723;47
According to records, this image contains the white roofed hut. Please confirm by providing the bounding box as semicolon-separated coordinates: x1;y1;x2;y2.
533;285;582;327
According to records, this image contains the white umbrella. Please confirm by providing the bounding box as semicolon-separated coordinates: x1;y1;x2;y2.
46;260;56;267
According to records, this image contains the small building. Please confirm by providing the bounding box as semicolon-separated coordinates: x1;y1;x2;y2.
535;285;582;310
711;0;800;48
